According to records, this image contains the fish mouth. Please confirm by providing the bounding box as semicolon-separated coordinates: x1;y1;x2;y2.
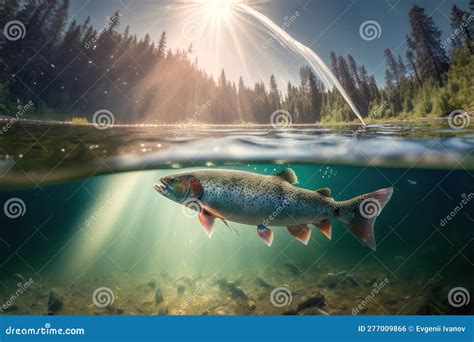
154;178;170;195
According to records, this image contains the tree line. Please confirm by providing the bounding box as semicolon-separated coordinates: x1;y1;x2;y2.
0;0;472;124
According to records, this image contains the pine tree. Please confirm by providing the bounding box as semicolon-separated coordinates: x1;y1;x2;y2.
406;48;422;87
157;31;167;58
308;70;322;122
407;5;449;85
450;5;473;54
384;48;402;88
330;51;340;80
329;51;341;80
269;74;280;110
347;54;361;88
337;56;356;100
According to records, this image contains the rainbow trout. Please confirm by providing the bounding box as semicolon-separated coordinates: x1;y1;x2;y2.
154;168;393;250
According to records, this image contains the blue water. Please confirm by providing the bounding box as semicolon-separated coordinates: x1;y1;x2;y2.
1;161;472;315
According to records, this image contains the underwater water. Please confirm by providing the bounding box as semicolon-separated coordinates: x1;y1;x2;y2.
0;120;473;316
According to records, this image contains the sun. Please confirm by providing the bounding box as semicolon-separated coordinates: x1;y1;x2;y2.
198;0;239;21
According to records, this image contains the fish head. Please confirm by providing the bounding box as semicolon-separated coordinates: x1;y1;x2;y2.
154;173;204;203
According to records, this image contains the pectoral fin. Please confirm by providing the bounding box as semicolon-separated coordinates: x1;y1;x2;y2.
198;213;215;237
201;205;231;230
287;225;311;245
314;220;332;239
257;225;273;247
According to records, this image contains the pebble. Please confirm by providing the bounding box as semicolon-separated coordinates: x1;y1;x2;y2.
297;292;326;311
177;285;185;296
47;289;63;314
155;288;164;305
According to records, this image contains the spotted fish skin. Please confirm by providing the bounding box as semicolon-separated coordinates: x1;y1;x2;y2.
195;169;335;226
154;168;393;250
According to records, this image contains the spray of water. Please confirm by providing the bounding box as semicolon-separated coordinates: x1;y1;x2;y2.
236;3;366;125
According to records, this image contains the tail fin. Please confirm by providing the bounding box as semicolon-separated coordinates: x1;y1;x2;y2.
336;187;393;251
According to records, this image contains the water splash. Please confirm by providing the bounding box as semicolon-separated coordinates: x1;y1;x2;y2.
236;3;366;125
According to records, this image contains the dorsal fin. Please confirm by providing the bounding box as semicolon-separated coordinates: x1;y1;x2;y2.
273;168;298;184
315;188;331;197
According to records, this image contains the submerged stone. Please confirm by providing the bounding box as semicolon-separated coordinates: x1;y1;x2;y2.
297;292;325;311
216;279;248;300
177;284;185;296
147;277;157;290
158;305;169;315
47;289;63;314
155;288;164;304
246;300;256;311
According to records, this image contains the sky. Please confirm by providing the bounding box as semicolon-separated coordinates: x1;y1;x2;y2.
68;0;469;90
